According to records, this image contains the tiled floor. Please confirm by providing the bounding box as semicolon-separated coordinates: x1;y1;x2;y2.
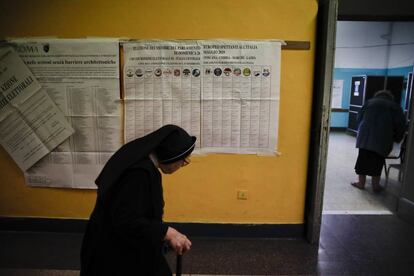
1;215;414;275
324;131;402;213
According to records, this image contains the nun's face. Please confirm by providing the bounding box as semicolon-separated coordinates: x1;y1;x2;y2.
159;159;186;174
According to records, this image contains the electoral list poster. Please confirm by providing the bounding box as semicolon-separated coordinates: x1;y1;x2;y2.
123;40;282;155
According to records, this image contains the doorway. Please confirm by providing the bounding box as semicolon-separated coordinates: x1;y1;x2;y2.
306;0;414;244
323;21;414;214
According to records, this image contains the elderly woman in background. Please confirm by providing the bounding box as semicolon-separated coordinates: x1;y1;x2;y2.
351;90;406;193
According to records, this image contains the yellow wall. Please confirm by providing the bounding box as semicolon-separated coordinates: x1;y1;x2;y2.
0;0;318;224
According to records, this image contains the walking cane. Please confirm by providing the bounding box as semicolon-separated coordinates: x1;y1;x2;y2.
176;254;182;276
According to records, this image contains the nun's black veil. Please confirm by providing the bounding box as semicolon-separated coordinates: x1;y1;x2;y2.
95;124;195;202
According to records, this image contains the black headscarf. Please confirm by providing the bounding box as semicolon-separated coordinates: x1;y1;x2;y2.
95;124;196;201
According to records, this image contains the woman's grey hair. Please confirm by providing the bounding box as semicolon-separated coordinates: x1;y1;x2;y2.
374;90;394;101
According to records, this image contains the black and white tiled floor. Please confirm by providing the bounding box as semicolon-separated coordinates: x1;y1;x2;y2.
1;215;414;275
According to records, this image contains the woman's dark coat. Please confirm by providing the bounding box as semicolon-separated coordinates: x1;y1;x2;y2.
356;96;406;157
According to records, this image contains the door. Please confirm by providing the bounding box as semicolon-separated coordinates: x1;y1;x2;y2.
305;0;338;244
398;70;414;223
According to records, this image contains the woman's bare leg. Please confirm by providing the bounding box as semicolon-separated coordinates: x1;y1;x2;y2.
351;175;366;189
372;175;383;193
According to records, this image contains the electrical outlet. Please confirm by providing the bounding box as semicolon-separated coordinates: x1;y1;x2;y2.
237;190;248;200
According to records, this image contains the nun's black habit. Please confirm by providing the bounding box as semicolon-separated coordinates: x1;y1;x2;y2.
80;125;196;276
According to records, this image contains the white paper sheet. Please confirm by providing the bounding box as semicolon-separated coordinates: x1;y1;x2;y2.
7;39;121;188
0;47;74;171
332;79;344;108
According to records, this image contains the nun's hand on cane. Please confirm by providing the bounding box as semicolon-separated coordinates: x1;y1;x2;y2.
164;227;192;255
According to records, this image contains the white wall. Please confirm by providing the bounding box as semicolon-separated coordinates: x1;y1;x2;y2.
335;21;391;68
335;21;414;69
389;22;414;68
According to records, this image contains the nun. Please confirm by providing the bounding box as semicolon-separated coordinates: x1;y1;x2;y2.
80;125;196;276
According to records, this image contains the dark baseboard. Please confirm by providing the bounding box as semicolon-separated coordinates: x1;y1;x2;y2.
0;217;88;233
169;222;304;238
0;217;304;238
330;127;347;131
331;108;348;112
